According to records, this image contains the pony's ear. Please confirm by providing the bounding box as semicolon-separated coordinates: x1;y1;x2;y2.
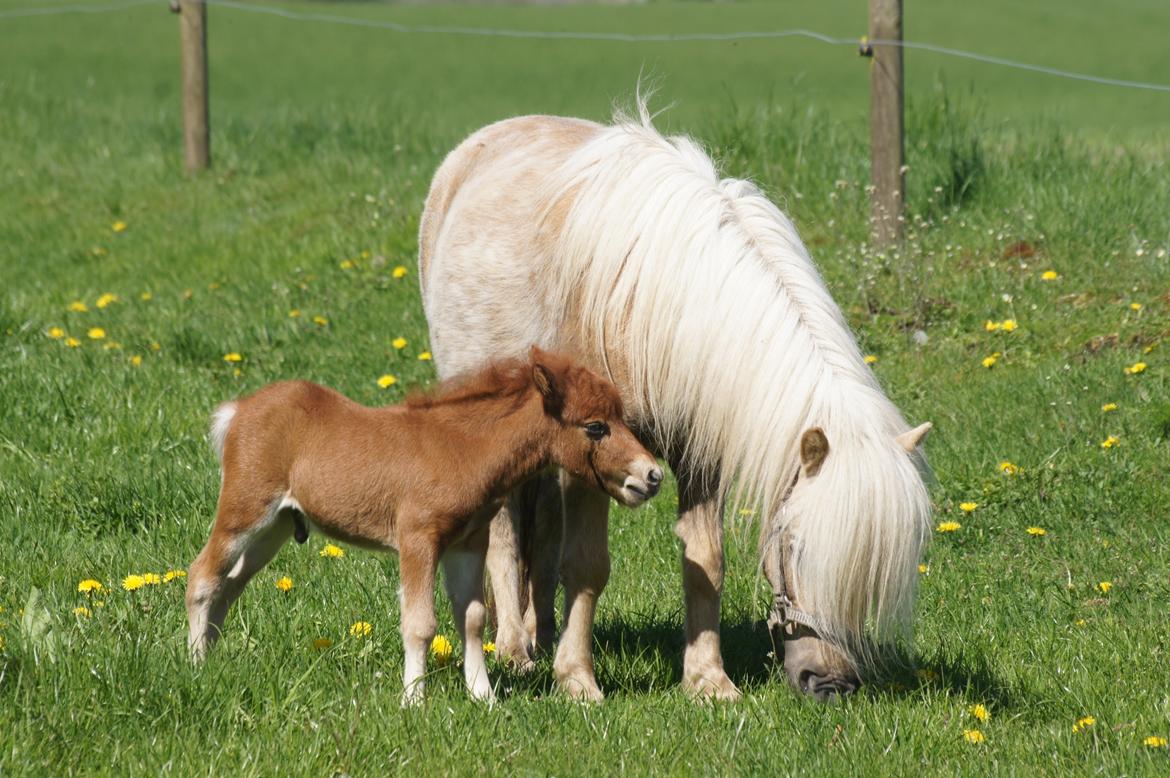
532;362;563;415
799;427;830;477
895;422;932;453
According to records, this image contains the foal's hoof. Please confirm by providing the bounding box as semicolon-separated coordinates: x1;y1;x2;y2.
683;672;742;702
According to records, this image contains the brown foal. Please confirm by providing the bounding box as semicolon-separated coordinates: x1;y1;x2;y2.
186;347;662;704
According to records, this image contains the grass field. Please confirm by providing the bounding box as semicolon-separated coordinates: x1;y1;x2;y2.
2;0;1170;774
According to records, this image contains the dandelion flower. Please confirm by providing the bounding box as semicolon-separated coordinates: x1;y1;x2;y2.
1100;436;1119;449
392;337;407;350
275;576;293;592
223;352;243;363
392;266;408;279
319;543;345;559
64;337;81;348
1101;403;1117;412
288;309;301;318
77;579;104;594
150;341;161;351
959;502;977;513
142;573;161;586
417;351;432;361
339;259;356;270
1026;527;1046;536
864;355;878;364
1041;270;1059;281
1124;362;1147;375
1001;319;1018;333
483;642;496;654
163;570;186;583
1144;736;1168;748
349;621;372;638
87;327;106;340
377;374;397;389
140;291;152;301
963;729;985;744
982;355;998;369
47;327;65;339
68;301;89;312
313;637;334;650
122;574;146;592
313;316;329;327
111;220;127;233
1097;581;1112;594
91;246;107;257
970;704;990;723
1073;716;1096;733
130;355;142;367
431;634;454;664
72;606;92;618
1130;302;1142;311
998;461;1019;475
936;521;961;533
918;564;929;574
96;293;118;309
984;321;1002;332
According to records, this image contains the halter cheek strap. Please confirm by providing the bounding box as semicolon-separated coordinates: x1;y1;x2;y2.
767;510;833;638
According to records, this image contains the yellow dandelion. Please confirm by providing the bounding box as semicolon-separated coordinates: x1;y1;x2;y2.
313;637;334;650
95;293;118;309
223;352;243;363
349;621;372;638
1073;716;1096;733
1124;361;1147;375
64;337;81;348
288;309;301;318
970;704;990;723
47;327;65;339
1074;618;1086;626
232;368;242;378
1101;403;1117;412
998;461;1019;475
959;502;978;513
392;337;407;350
1001;319;1018;332
139;291;152;301
982;355;998;368
1144;736;1168;748
142;573;161;586
1101;436;1120;449
1041;270;1059;281
963;729;985;744
936;521;961;533
72;606;92;618
130;355;143;367
163;569;186;583
90;246;107;257
431;634;454;664
417;351;432;361
377;374;397;389
121;574;146;592
483;642;496;654
864;354;878;364
77;579;104;594
319;543;345;559
1097;581;1112;594
918;563;929;574
87;327;106;340
312;315;329;327
275;576;293;592
150;341;161;351
1129;302;1142;311
1026;526;1046;536
68;300;89;312
737;507;757;517
984;320;1002;332
339;259;356;270
392;265;408;279
102;341;122;351
207;282;220;291
111;220;127;233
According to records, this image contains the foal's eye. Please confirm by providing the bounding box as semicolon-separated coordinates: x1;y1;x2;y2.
584;421;609;441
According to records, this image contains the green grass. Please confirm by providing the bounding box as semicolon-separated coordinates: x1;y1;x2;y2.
2;0;1170;774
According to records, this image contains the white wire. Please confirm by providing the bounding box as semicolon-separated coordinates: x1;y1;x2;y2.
4;0;1169;94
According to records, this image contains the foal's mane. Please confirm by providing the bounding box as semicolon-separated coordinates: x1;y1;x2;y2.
405;357;533;410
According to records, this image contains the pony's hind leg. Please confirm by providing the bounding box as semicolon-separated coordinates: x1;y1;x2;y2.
524;473;563;654
442;526;494;702
186;498;294;661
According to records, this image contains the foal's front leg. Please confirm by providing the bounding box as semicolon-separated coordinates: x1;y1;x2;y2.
399;541;439;707
442;525;494;702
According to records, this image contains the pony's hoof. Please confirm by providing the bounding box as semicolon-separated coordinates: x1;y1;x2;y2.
496;641;536;674
400;686;425;708
683;672;742;702
555;668;604;703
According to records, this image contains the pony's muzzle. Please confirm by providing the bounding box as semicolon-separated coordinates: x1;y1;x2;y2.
795;669;860;702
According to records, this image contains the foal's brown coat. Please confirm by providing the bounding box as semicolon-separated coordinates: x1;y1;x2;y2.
186;348;661;703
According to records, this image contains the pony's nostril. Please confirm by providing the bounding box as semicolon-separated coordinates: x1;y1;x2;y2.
646;467;663;487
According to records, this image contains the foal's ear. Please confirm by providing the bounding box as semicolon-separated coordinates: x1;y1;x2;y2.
532;362;563;415
799;427;830;477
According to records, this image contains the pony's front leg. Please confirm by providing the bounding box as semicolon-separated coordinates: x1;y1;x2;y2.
675;477;740;701
485;498;535;672
399;541;439;707
442;527;494;703
553;472;609;702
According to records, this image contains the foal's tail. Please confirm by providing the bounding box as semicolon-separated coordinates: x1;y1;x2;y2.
209;401;238;463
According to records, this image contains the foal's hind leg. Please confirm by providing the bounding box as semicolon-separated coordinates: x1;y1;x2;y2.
187;498;293;661
442;525;493;702
399;539;440;706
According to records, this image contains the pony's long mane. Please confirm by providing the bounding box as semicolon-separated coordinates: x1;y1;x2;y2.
537;102;932;664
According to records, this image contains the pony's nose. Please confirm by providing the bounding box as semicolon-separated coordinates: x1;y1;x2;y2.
798;670;859;702
646;467;663;489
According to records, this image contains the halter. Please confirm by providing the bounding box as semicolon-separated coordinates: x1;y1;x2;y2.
766;506;834;638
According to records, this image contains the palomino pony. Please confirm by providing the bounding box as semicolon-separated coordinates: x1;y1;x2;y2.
186;348;662;704
418;105;933;702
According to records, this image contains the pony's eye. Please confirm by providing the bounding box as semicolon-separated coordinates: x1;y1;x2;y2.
584;421;609;441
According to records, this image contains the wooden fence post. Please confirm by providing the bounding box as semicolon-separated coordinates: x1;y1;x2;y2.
867;0;904;246
177;0;210;173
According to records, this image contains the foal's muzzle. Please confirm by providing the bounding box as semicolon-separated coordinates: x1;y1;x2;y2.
619;463;663;506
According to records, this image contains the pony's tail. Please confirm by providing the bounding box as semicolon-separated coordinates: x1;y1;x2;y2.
209;402;237;463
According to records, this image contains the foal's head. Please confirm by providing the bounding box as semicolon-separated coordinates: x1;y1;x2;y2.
530;347;662;507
